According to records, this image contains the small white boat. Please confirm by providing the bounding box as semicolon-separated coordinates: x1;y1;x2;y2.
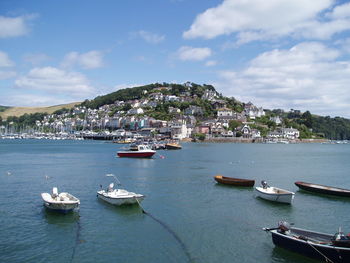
97;182;145;206
41;187;80;213
255;181;295;204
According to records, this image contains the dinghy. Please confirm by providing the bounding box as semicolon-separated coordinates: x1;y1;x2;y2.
264;221;350;262
295;181;350;197
255;181;294;204
214;175;255;187
41;187;80;213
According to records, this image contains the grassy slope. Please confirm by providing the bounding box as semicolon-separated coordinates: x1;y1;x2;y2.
0;102;80;119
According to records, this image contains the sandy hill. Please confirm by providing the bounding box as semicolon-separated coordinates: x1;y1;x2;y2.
0;102;80;119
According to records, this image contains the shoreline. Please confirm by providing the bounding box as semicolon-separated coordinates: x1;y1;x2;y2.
183;138;330;143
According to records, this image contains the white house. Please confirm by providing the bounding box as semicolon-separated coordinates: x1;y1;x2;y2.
217;108;233;117
282;127;300;139
127;108;144;115
164;95;180;102
170;121;190;139
244;102;265;119
270;116;282;125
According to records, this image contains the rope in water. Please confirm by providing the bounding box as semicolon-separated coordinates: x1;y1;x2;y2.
135;198;194;263
70;215;81;263
69;200;194;263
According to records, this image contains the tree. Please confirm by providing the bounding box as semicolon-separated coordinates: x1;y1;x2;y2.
228;120;241;131
194;133;206;141
302;111;312;128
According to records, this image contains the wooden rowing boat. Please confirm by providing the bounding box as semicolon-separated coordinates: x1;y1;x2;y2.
214;175;255;187
295;181;350;197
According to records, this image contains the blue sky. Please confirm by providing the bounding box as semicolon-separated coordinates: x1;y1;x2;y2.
1;0;350;118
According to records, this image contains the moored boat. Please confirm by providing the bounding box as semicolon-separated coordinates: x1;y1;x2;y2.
97;182;145;206
214;174;255;187
295;181;350;197
255;181;294;204
117;144;156;158
41;187;80;213
165;141;182;150
264;221;350;263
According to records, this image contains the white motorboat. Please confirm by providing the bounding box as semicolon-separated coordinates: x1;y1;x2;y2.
255;181;295;204
97;182;145;206
41;187;80;213
117;144;156;158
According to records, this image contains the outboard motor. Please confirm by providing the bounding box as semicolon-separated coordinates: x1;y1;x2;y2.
52;187;58;198
332;227;350;247
261;180;269;189
278;221;291;234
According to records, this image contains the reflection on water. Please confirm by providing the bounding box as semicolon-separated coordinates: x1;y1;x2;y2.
43;207;80;225
296;189;350;203
214;183;255;192
271;246;316;263
96;198;143;216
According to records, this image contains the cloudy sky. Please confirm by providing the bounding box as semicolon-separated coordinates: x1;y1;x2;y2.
1;0;350;117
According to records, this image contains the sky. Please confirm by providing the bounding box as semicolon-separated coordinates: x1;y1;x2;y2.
1;0;350;118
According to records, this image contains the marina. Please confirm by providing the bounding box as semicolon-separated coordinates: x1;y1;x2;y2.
1;140;350;263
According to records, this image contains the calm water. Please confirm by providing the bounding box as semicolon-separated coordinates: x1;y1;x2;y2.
1;140;350;263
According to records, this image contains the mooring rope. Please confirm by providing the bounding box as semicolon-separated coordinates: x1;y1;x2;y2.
306;241;335;263
70;215;82;263
144;211;194;262
135;198;194;263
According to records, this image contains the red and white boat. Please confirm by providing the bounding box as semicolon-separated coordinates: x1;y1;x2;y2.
117;144;156;158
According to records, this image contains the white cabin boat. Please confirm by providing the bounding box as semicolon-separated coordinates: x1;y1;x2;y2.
255;181;295;204
117;144;156;158
41;187;80;213
97;183;145;206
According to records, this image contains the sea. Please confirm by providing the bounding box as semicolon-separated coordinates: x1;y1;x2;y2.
1;139;350;263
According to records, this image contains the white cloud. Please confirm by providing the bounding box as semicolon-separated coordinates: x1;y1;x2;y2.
216;42;350;117
177;46;212;61
1;94;71;107
61;50;104;69
0;71;16;80
0;51;15;67
15;67;95;97
133;30;165;44
205;60;217;66
0;51;16;80
183;0;350;44
0;14;37;38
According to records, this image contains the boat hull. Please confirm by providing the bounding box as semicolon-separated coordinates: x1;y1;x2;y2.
43;202;79;213
214;175;254;187
41;192;80;213
117;151;155;158
271;230;350;263
165;143;182;150
255;187;294;204
295;181;350;197
97;192;145;206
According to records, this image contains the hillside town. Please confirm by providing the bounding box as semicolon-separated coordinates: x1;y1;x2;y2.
1;83;303;143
